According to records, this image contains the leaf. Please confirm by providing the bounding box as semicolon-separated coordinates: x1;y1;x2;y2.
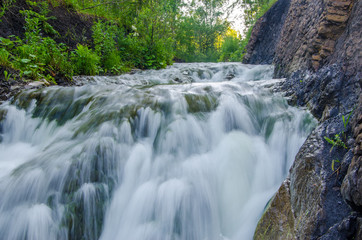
20;58;31;64
324;136;335;145
332;159;340;171
23;70;32;75
331;160;335;171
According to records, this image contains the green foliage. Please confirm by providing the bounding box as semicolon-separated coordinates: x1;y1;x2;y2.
0;0;14;21
2;0;283;81
324;108;356;171
331;159;340;171
134;2;175;68
174;0;278;62
324;134;347;152
0;48;12;68
0;3;73;82
219;35;242;62
72;0;177;69
175;0;229;62
92;20;122;72
3;70;11;81
71;44;100;75
342;108;355;129
112;1;176;69
17;8;70;80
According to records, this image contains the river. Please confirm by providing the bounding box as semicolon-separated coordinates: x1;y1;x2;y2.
0;63;316;240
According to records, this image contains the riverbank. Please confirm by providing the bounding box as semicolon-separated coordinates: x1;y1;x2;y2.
0;0;181;92
0;0;98;83
244;0;361;238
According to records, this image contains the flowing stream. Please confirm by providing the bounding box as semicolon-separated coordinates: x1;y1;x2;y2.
0;63;316;240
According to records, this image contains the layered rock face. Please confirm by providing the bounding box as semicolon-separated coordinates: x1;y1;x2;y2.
274;0;355;74
342;95;362;210
242;0;291;64
244;0;361;239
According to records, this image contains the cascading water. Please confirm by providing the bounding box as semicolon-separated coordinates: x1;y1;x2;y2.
0;63;316;240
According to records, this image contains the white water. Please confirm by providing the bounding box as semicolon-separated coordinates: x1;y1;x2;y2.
0;63;316;240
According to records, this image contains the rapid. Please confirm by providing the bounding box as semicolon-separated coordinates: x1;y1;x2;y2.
0;63;316;240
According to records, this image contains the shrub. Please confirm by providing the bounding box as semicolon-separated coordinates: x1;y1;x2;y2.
0;48;12;68
92;20;122;73
219;35;241;62
71;44;100;75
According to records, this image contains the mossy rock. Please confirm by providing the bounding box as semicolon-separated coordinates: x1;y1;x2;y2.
254;179;296;240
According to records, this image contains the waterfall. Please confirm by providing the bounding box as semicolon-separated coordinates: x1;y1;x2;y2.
0;63;316;240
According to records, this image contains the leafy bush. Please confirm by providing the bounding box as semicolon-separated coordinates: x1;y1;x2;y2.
71;44;100;75
0;48;12;68
219;35;242;62
0;0;14;21
92;20;122;73
127;5;174;69
41;38;73;77
0;5;72;81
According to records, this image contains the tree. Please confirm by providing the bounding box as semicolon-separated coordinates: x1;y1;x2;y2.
175;0;229;62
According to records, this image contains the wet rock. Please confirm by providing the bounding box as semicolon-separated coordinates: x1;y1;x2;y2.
0;78;28;103
129;69;142;75
317;213;359;240
280;64;359;121
341;95;362;210
356;217;362;240
255;118;357;239
0;81;11;102
245;0;362;236
342;152;362;209
248;1;361;238
225;73;234;80
173;77;182;83
25;80;47;89
254;179;295;240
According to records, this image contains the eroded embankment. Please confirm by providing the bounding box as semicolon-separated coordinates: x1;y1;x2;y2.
244;0;361;239
0;0;97;101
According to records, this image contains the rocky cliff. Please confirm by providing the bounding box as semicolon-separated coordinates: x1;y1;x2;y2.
244;0;361;239
242;0;291;64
